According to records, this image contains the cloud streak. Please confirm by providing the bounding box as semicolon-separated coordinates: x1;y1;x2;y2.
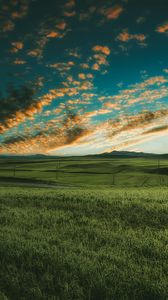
100;5;124;20
1;105;168;155
0;109;93;154
156;22;168;34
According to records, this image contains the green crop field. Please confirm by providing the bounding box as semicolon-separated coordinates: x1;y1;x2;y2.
0;157;168;299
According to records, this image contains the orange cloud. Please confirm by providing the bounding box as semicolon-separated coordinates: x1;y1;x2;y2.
107;109;168;138
48;61;75;74
84;109;111;119
156;22;168;33
92;45;111;55
117;30;146;43
1;104;168;155
100;5;123;20
0;1;29;37
91;46;111;73
11;41;24;52
56;21;67;30
93;54;107;65
27;49;42;57
64;11;76;17
47;31;60;38
92;63;100;71
87;73;94;79
105;5;123;20
11;2;29;19
63;0;76;17
131;76;168;90
12;41;24;49
13;59;26;65
0;110;93;154
0;85;69;134
106;75;168;107
104;102;120;110
78;73;86;80
2;20;15;32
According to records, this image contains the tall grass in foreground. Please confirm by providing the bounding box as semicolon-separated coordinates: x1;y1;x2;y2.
0;187;168;299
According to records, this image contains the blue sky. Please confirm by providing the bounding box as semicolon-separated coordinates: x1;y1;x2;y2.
0;0;168;155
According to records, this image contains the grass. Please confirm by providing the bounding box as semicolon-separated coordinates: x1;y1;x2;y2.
0;156;168;188
0;187;168;299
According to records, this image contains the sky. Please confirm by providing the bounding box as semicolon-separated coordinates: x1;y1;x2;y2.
0;0;168;155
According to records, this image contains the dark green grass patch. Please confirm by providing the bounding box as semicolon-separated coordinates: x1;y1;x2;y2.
0;187;168;299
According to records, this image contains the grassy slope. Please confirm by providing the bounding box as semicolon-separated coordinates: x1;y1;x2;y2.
0;187;168;299
0;157;168;187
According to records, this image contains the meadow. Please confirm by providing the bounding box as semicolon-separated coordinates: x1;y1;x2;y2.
0;156;168;188
0;157;168;299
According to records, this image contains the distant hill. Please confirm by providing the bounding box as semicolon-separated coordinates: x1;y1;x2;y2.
99;151;153;157
0;151;167;159
97;151;168;158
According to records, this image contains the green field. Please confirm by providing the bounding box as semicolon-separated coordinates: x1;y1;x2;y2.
0;156;168;188
0;157;168;299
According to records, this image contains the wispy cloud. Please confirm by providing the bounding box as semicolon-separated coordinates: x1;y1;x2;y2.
10;41;24;53
0;109;93;154
99;5;124;20
26;17;69;59
13;59;26;65
143;125;168;135
63;0;76;17
78;108;168;154
2;20;15;32
27;49;42;58
102;75;168;107
117;29;147;45
46;31;60;38
156;22;168;34
136;16;146;24
0;0;30;34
